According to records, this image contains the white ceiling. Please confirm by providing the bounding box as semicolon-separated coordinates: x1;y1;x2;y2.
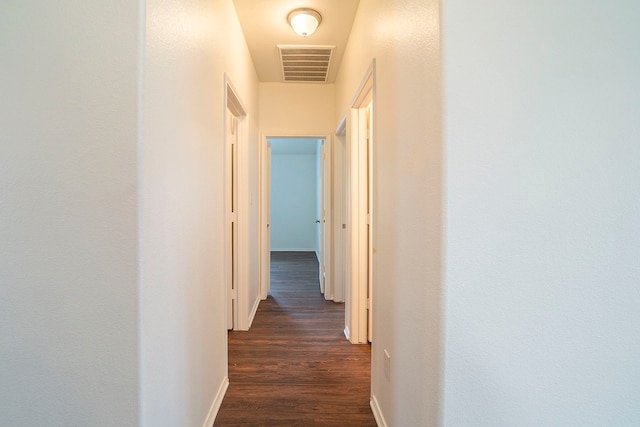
232;0;360;83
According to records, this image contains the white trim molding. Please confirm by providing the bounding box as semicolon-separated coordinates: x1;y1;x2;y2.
346;59;376;344
224;74;250;331
248;295;261;329
202;376;229;427
370;394;387;427
259;131;334;305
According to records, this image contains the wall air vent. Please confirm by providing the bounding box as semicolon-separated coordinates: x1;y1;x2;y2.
278;45;334;83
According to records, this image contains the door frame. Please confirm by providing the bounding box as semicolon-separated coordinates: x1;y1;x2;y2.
319;139;332;298
259;135;271;300
334;117;347;304
344;60;376;344
224;107;239;330
259;133;333;301
224;75;249;331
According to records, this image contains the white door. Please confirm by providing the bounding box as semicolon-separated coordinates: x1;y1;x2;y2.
320;140;327;294
260;140;272;299
366;103;373;342
226;110;238;330
332;130;347;303
351;107;372;343
266;142;272;296
346;63;374;344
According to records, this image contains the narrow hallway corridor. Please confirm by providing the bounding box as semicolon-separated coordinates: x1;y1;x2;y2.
214;252;376;426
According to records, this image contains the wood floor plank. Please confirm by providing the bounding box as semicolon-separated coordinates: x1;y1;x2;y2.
214;251;376;426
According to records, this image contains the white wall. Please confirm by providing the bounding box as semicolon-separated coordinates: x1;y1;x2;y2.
1;0;259;426
335;1;443;425
260;83;336;135
442;0;640;425
270;153;318;251
140;0;258;425
0;1;140;425
259;83;337;294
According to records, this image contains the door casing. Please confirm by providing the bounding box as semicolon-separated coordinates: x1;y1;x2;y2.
259;137;271;300
259;133;333;302
224;75;250;331
344;60;376;344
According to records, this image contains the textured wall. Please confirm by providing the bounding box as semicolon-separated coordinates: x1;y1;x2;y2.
140;0;259;425
259;83;336;136
335;0;443;425
1;1;262;425
270;153;318;251
442;0;640;425
0;1;140;425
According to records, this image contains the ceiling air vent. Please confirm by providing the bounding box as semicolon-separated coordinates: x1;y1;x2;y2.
278;45;334;83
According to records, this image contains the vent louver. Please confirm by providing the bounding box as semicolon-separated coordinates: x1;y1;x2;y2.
278;45;334;83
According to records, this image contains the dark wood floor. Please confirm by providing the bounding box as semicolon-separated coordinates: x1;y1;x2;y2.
214;251;376;427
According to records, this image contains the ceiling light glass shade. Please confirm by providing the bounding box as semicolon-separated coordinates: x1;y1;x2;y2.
288;9;322;37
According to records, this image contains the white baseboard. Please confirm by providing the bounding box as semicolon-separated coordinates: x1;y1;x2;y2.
247;296;261;329
344;326;350;340
202;376;229;427
370;394;388;427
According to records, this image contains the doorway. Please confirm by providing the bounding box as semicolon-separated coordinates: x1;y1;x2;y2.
260;135;333;301
225;108;238;330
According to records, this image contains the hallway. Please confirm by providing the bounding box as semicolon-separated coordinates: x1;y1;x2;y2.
214;252;376;426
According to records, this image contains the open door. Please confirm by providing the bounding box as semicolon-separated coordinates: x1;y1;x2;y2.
365;102;373;342
261;135;331;301
346;61;375;344
225;76;248;331
259;137;271;299
319;140;326;294
225;109;238;330
354;103;374;343
318;138;333;299
333;119;347;305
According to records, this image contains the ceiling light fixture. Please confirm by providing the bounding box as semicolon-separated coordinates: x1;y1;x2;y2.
287;8;322;37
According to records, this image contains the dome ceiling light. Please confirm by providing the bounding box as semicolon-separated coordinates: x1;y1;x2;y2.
287;8;322;37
